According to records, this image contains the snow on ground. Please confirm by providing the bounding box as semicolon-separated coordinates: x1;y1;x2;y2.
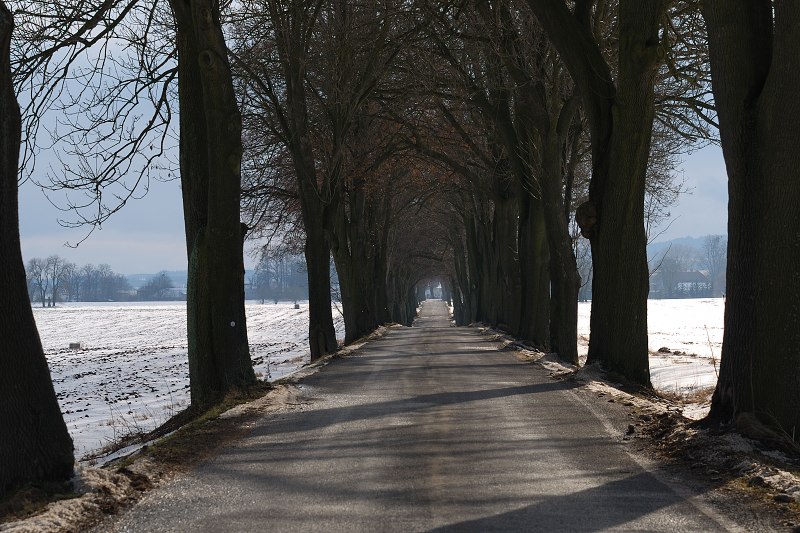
34;301;344;461
578;298;724;418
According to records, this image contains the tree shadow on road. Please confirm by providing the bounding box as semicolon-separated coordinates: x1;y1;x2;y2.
249;380;580;436
425;471;724;532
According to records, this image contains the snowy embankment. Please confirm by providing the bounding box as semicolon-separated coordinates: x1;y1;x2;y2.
579;298;724;419
34;301;344;461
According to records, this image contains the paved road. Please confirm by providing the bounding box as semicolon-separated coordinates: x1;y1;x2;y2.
103;301;742;532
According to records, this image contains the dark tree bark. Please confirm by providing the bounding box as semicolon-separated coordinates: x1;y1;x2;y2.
517;192;550;346
331;181;390;343
170;0;256;408
304;220;338;358
541;112;579;365
387;262;419;327
528;0;667;385
489;183;522;333
0;2;74;496
450;240;467;325
702;2;800;440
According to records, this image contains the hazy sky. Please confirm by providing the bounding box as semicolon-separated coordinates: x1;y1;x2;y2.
19;176;189;274
652;144;728;240
18;145;729;275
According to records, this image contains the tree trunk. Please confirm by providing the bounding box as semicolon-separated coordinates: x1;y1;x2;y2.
517;192;550;347
0;3;73;496
387;266;416;327
583;3;664;386
473;221;494;325
702;2;800;440
171;0;255;409
269;1;339;361
305;221;338;359
541;126;579;365
331;184;387;344
464;212;483;324
491;191;521;333
335;257;378;343
529;0;665;386
451;232;471;325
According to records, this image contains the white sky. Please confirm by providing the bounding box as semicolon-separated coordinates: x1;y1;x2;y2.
18;144;729;276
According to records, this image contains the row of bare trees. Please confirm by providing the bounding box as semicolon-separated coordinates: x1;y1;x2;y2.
2;0;799;499
243;0;699;370
235;0;800;449
25;255;132;304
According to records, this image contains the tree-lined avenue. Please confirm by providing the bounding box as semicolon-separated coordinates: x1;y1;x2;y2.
99;301;741;532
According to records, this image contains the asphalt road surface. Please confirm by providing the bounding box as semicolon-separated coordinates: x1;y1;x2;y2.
101;300;745;532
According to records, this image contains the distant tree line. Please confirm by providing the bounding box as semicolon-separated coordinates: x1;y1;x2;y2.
25;255;131;306
136;272;182;301
24;256;183;304
247;248;309;304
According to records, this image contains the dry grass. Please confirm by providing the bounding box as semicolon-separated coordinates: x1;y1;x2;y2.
656;385;715;406
0;381;276;530
0;482;77;525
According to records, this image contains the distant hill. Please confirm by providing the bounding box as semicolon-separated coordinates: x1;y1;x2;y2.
126;269;257;289
647;235;725;258
127;270;188;289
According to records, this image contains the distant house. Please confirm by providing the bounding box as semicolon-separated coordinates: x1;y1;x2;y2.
650;271;712;299
675;271;711;295
161;287;187;300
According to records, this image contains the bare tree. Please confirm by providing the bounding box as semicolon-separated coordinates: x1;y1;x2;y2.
26;255;48;306
702;234;726;297
13;0;256;408
137;271;173;300
45;254;72;305
527;0;670;386
167;0;257;407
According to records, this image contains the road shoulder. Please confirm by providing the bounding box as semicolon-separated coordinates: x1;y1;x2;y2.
477;325;800;532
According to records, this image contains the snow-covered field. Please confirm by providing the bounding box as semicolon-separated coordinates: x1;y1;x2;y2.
579;298;723;418
35;301;344;461
36;298;722;461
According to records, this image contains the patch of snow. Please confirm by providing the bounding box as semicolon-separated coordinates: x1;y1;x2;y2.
35;301;344;461
680;403;711;420
579;298;723;414
720;432;756;453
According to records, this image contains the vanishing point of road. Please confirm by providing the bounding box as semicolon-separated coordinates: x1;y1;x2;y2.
102;300;748;532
